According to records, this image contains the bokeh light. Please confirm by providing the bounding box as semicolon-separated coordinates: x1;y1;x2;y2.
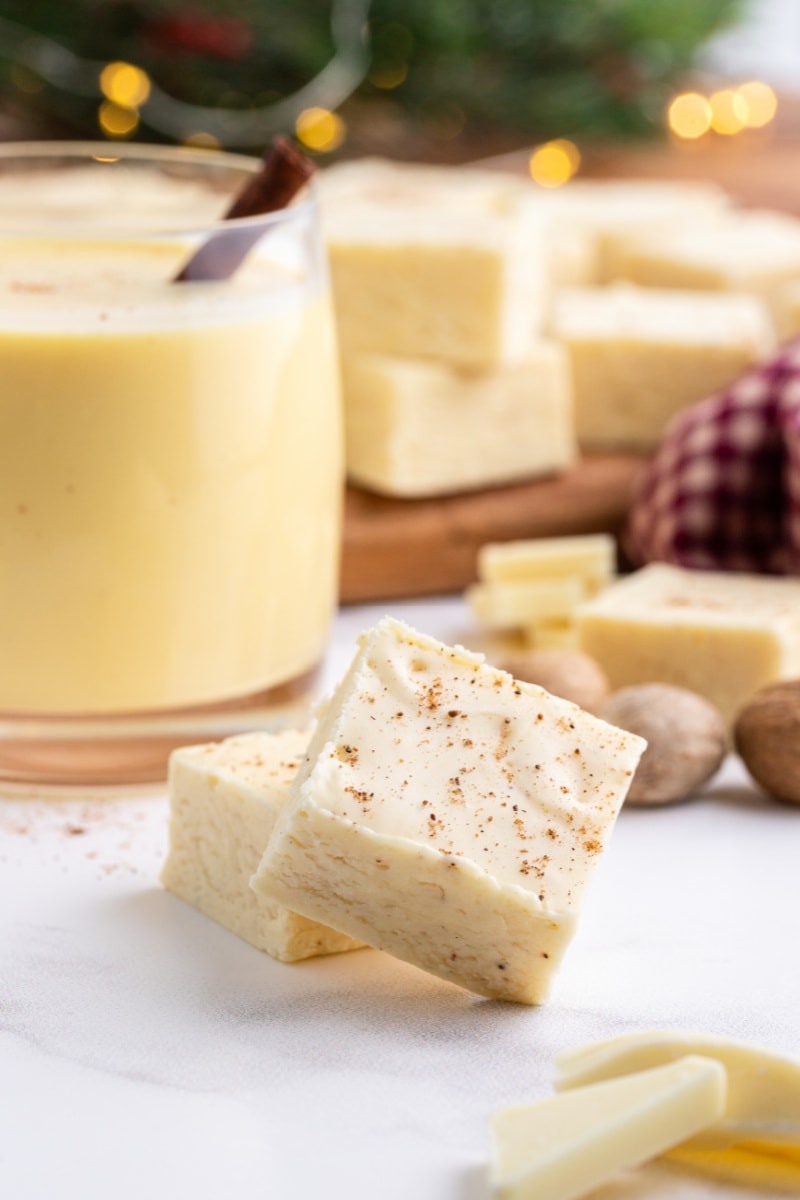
369;63;408;90
667;92;712;139
98;100;139;139
295;107;346;152
529;140;581;188
183;132;222;150
709;88;748;135
100;61;151;108
737;80;778;128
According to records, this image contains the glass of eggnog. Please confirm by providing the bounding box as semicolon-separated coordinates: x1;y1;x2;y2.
0;142;342;789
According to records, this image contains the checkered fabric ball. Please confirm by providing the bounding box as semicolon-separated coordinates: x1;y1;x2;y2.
626;340;800;574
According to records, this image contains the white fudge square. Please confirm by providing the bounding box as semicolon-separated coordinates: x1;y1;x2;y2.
577;563;800;727
528;177;730;286
252;618;645;1004
319;158;548;370
342;341;575;498
162;730;363;963
612;209;800;337
551;284;775;450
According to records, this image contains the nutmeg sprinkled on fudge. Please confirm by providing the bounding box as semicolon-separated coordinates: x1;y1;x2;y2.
252;617;645;1004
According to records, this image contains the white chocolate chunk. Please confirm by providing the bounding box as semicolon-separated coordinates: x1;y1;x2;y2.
489;1055;726;1200
252;617;645;1004
478;534;616;587
341;341;575;498
555;1029;800;1151
523;619;579;650
162;731;363;963
319;158;548;369
466;578;586;630
577;563;800;726
550;284;775;450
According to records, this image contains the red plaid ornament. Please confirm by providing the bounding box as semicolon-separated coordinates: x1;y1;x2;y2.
626;340;800;574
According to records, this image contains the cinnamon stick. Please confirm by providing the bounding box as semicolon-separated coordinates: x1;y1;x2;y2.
174;136;315;283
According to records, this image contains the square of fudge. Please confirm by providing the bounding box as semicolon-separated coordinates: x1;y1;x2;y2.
578;563;800;726
341;339;575;498
162;730;363;963
527;177;729;285
251;618;645;1004
319;159;548;370
612;209;800;337
550;284;774;451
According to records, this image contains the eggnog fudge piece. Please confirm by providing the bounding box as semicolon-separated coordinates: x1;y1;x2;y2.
528;177;729;286
613;209;800;337
490;1057;726;1200
342;341;574;497
320;159;548;369
252;617;645;1004
551;284;775;450
162;730;363;963
578;563;800;726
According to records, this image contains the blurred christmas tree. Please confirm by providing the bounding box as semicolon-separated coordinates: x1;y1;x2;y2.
0;0;746;157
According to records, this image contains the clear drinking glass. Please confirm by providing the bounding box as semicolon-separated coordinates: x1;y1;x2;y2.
0;143;342;789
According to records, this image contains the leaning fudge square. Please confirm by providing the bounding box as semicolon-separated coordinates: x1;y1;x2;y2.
550;284;775;451
251;618;645;1004
320;159;548;370
341;340;574;498
577;563;800;727
162;730;363;963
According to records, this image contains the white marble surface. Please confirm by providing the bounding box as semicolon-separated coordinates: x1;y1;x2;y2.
1;596;799;1200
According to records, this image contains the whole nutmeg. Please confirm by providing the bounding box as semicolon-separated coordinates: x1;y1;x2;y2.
734;680;800;804
596;683;726;805
500;647;610;712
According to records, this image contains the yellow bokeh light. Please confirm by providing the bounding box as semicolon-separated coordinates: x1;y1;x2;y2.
98;101;140;139
369;62;408;90
100;61;151;109
709;88;748;135
183;132;222;150
738;80;778;128
295;107;346;153
529;139;581;188
667;92;712;139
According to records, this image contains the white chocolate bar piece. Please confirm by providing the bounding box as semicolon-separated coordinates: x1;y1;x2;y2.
341;341;575;497
478;533;616;587
489;1056;726;1200
252;617;645;1004
555;1029;800;1152
162;730;363;963
551;284;775;450
466;577;585;630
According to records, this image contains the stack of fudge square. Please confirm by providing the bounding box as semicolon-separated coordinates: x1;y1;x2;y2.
163;616;646;1006
316;158;800;495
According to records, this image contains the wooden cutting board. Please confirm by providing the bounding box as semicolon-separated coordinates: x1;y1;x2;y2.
340;453;645;603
